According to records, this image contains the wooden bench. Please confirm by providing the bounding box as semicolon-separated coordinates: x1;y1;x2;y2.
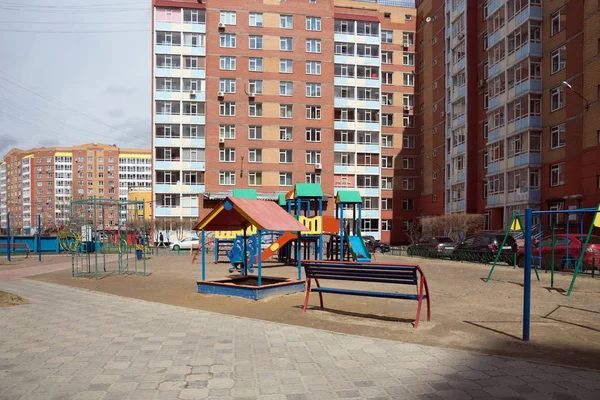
0;243;31;258
302;260;431;328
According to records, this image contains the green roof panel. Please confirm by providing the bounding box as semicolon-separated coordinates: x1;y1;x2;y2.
335;190;362;204
278;194;287;206
294;183;323;198
232;188;257;200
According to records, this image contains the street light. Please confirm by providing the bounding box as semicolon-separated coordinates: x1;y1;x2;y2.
562;81;589;111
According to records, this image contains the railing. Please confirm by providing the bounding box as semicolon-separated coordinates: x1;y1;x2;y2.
352;0;415;7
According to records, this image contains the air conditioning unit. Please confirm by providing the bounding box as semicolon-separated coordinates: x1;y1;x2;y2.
314;163;322;170
217;91;224;97
218;137;225;143
248;91;256;98
403;42;411;48
218;22;225;29
404;105;412;111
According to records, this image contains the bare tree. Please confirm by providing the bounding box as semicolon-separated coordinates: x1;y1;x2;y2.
405;220;423;244
421;214;485;242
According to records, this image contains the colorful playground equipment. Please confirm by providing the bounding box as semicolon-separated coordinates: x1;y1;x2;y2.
332;191;371;262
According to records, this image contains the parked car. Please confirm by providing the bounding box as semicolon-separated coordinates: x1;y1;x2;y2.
516;234;600;269
364;238;391;254
407;237;457;258
170;236;199;251
452;232;518;265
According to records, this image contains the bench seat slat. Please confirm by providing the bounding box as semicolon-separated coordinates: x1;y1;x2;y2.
305;268;416;279
306;274;417;285
304;263;418;272
311;287;426;300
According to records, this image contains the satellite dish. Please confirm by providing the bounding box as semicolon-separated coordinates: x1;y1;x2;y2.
426;17;432;23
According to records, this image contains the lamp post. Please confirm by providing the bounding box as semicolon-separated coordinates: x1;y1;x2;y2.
562;81;589;111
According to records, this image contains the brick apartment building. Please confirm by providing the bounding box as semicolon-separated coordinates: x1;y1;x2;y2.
405;0;600;240
151;0;418;243
0;143;151;231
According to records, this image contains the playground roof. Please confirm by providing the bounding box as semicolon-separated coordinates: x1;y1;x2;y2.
232;188;257;200
193;197;309;232
335;190;362;204
285;183;324;200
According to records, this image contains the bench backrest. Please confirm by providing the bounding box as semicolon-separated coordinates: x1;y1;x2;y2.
303;261;418;286
0;243;30;249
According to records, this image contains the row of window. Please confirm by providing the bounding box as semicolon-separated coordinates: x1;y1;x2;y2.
220;11;321;31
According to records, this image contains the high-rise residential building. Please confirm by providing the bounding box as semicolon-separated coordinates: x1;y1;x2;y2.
0;144;151;231
404;0;600;242
152;0;417;242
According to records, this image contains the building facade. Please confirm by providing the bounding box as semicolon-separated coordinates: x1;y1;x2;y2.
406;0;600;241
151;0;417;242
0;143;151;231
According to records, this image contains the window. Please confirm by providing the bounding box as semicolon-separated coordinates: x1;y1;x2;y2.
280;104;293;118
248;171;262;186
402;178;415;190
219;148;236;162
403;73;414;86
403;116;415;127
280;37;293;51
405;14;412;21
249;35;263;49
382;72;393;85
280;127;293;141
220;10;236;25
306;105;321;120
402;53;415;66
381;220;391;231
219;125;236;139
550;163;564;186
280;15;293;29
402;199;414;211
280;172;292;186
305;128;321;142
381;51;393;64
403;135;415;149
551;47;566;74
382;156;393;169
248;125;262;140
306;61;321;75
279;149;293;164
219;171;235;186
248;102;263;117
219;79;236;93
280;81;293;96
248;149;262;163
305;150;321;164
403;31;414;45
219;102;236;116
402;157;415;170
306;173;321;184
249;57;263;72
306;83;321;98
551;124;566;149
249;12;263;27
220;33;236;48
382;114;393;127
381;30;393;43
551;10;561;36
306;39;322;53
551;86;564;111
382;135;393;148
306;17;321;31
248;80;263;94
280;59;293;73
382;93;393;106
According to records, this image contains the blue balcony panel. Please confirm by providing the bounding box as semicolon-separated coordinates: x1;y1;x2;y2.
487;194;500;206
334;165;350;174
513;153;541;167
334;143;350;151
364;144;379;153
487;161;501;174
515;6;542;27
362;209;380;219
334;121;355;130
359;188;380;197
486;0;500;17
457;86;466;99
515;79;542;97
182;23;206;33
488;95;503;110
488;128;502;142
334;33;356;43
155;67;175;77
457;172;465;183
155;22;173;31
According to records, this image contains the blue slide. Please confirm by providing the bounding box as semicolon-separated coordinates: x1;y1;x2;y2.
346;235;371;262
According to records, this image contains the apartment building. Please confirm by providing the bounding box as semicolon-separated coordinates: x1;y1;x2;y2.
0;144;151;231
152;0;417;242
404;0;600;240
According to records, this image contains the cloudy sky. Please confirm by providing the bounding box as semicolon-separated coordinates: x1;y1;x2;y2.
0;1;152;156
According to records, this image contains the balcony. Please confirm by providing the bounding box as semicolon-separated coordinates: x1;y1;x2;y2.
355;144;380;153
451;114;466;129
355;78;380;88
155;43;182;55
355;166;380;174
356;56;381;67
334;55;357;65
154;138;206;148
334;120;356;130
451;172;466;185
451;57;466;75
487;26;506;48
487;161;503;175
508;188;541;204
155;91;206;102
334;164;356;174
333;33;379;45
512;5;542;30
507;116;542;135
334;98;380;109
334;77;356;87
511;43;542;65
486;193;505;207
361;209;380;219
488;127;504;142
453;0;466;16
334;143;356;152
182;23;206;34
506;152;541;169
506;79;542;100
488;59;506;79
446;200;465;214
154;206;199;217
357;187;380;197
488;93;505;110
154;160;205;170
451;143;466;157
356;121;380;131
485;0;500;17
154;183;205;194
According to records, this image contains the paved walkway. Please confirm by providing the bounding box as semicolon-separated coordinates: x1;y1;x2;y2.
1;281;599;400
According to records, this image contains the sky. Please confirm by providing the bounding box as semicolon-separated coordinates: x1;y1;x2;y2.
0;0;152;156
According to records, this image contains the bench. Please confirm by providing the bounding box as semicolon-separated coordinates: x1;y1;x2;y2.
302;260;431;328
0;243;31;258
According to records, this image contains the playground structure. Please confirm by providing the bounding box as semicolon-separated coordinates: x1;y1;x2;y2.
67;196;147;279
205;185;372;273
1;213;42;262
194;196;309;300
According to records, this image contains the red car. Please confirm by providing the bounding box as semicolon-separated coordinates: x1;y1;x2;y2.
516;234;600;270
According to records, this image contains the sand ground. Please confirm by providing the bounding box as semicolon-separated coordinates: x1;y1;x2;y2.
17;252;600;370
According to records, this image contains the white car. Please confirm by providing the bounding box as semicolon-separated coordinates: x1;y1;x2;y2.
170;237;199;251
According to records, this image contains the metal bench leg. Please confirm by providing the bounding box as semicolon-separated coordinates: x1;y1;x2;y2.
414;278;425;328
302;278;312;312
314;278;324;308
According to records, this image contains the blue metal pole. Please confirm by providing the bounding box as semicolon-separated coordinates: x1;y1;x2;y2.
566;212;570;267
523;208;533;341
358;204;362;234
214;238;219;263
318;198;323;260
339;203;344;261
353;204;356;235
7;213;10;262
37;214;41;262
257;230;262;286
201;229;206;281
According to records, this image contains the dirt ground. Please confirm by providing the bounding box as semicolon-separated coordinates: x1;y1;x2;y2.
27;252;600;370
0;290;29;308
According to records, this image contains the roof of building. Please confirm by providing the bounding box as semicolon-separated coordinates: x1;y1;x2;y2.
203;192;279;201
335;190;363;204
232;188;257;200
193;197;308;232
